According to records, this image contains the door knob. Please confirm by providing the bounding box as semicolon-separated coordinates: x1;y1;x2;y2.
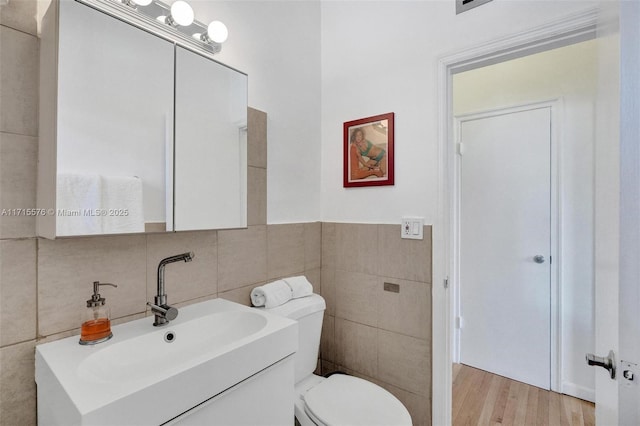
586;350;616;379
533;255;545;264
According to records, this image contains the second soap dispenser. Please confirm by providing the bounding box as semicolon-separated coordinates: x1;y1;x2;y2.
79;281;117;345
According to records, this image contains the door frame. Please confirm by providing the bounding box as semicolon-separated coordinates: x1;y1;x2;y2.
452;101;561;392
432;9;598;425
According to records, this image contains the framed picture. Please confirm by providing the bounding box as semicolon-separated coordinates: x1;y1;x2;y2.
343;112;394;187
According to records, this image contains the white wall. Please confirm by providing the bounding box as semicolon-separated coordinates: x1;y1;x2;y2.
320;0;599;224
147;1;601;227
453;40;597;401
193;0;322;224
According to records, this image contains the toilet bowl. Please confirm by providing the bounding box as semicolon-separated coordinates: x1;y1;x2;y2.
259;293;412;426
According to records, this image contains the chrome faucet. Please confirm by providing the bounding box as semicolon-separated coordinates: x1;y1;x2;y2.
147;251;194;326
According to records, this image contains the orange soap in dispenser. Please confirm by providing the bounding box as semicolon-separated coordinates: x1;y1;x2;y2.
79;281;117;345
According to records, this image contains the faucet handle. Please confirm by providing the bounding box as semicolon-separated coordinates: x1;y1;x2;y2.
147;302;178;324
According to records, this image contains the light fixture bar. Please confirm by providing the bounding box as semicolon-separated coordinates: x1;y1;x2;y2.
76;0;223;55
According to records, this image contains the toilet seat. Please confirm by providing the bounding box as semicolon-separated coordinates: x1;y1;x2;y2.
302;374;412;426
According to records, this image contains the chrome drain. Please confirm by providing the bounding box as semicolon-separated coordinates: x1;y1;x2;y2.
164;331;176;343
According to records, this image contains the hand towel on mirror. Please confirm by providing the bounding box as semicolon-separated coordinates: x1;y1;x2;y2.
56;173;102;236
101;175;145;234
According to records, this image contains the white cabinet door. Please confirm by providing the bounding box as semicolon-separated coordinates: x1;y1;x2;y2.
55;0;174;235
174;46;247;231
167;357;294;425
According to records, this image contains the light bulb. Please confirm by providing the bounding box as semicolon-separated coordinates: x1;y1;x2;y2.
207;21;228;43
132;0;152;6
169;1;194;26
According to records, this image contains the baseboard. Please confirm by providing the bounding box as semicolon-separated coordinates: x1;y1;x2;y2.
562;382;595;403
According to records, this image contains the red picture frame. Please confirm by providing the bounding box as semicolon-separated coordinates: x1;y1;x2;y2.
343;112;394;187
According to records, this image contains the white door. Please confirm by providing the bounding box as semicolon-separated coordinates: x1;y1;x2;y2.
592;1;640;424
592;7;619;421
617;2;640;424
459;106;551;390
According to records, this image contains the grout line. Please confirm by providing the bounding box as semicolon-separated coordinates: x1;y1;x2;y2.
0;21;39;39
34;237;39;341
0;129;38;138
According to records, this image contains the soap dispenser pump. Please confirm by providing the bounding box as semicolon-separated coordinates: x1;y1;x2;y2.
79;281;117;345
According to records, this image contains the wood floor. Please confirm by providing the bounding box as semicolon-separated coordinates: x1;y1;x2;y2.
453;364;595;426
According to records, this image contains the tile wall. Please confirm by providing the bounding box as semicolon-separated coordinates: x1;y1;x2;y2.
321;223;432;425
0;2;431;424
1;2;40;424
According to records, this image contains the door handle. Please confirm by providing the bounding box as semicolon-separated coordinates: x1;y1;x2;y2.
533;255;545;264
586;350;616;379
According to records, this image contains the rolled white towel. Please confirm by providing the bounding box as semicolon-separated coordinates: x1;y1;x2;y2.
251;280;292;308
283;276;313;299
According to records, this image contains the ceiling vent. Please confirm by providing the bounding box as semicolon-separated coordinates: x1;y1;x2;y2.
456;0;493;15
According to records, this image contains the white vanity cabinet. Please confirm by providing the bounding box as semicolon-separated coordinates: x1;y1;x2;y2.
38;0;248;238
35;298;297;425
168;357;294;425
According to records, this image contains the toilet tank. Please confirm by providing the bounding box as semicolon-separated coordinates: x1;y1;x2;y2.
260;294;326;383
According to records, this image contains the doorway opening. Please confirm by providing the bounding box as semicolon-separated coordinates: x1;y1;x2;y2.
432;8;601;426
453;34;598;389
452;37;597;425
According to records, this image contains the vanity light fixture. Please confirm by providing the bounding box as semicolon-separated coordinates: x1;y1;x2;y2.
120;0;151;8
200;20;228;44
165;0;194;27
107;0;228;54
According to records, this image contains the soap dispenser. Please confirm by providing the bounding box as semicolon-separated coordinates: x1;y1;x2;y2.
79;281;117;345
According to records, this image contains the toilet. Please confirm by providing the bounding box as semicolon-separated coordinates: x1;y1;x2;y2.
260;293;412;426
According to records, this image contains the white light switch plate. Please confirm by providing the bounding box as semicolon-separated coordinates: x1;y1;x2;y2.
401;217;424;240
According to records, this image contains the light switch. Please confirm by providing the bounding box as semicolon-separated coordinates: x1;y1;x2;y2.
401;217;424;240
412;221;420;235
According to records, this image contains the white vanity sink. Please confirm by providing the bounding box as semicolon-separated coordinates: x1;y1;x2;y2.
77;310;268;384
36;298;297;425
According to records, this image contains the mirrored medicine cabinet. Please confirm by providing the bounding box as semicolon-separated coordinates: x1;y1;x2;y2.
37;0;248;238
